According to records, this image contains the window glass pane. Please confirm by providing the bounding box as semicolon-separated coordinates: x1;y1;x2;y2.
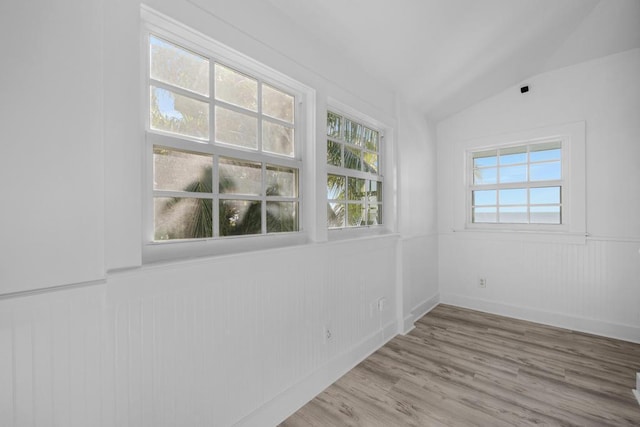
267;202;298;232
363;152;378;174
214;64;257;111
215;106;257;149
327;111;341;138
500;165;527;183
365;204;381;225
499;206;528;223
151;86;209;140
150;36;209;96
266;165;297;197
530;141;561;162
499;146;527;165
473;190;496;206
327;203;345;228
530;148;561;163
344;119;365;146
262;84;294;123
345;147;362;171
362;204;380;225
154;148;212;192
474;167;497;185
366;180;383;203
347;203;364;226
473;150;497;167
154;197;212;240
530;206;561;224
473;207;497;223
219;157;261;195
530;186;560;205
327;175;345;200
347;177;365;200
499;188;527;205
365;129;379;151
530;161;561;181
263;121;294;157
327;140;342;167
219;200;261;236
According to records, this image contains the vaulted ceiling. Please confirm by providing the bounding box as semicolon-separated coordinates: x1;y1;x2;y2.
264;0;640;120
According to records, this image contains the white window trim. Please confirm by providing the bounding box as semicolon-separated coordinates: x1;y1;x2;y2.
455;121;585;239
141;6;316;263
326;98;396;239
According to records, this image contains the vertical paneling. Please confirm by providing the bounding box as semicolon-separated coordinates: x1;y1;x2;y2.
0;309;13;426
1;234;636;426
440;235;640;341
101;236;397;426
0;236;398;426
0;287;105;427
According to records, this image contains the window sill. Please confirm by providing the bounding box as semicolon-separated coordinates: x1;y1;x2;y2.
142;232;310;265
327;226;395;242
448;228;587;244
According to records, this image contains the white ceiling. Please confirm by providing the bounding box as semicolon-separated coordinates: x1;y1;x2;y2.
264;0;640;120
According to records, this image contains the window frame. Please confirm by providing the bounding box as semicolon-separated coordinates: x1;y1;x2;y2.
141;7;315;262
461;122;588;235
325;107;385;231
467;138;565;229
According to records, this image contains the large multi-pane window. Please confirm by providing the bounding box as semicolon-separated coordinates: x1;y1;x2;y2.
469;140;562;225
147;35;301;241
326;111;383;228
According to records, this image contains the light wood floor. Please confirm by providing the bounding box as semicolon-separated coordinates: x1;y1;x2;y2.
280;304;640;426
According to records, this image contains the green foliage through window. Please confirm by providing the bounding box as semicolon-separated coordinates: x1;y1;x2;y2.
326;110;383;229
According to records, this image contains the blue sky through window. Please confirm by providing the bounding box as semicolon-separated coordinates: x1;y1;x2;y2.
154;87;183;120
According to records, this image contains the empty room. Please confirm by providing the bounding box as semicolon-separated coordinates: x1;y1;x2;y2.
1;0;640;426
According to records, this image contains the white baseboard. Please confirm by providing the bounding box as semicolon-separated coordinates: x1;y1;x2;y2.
235;319;398;427
440;293;640;344
403;293;440;334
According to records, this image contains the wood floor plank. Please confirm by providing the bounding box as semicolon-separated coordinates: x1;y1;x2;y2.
280;305;640;426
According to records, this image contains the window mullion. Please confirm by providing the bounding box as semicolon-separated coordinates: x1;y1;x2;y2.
210;59;218;237
154;190;213;199
261;162;267;234
149;78;210;104
212;154;220;237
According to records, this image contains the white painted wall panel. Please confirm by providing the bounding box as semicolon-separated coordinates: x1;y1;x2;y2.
104;237;397;426
0;237;398;427
395;96;440;328
0;311;13;426
0;287;106;427
438;49;640;342
0;0;105;294
440;236;640;341
402;235;439;330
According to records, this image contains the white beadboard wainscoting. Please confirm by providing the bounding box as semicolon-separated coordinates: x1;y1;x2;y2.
439;234;640;343
1;234;436;427
401;234;440;333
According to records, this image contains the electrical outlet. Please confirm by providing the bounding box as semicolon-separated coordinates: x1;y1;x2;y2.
478;277;487;288
323;325;333;343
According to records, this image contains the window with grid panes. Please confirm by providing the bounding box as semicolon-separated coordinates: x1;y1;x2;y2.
148;34;301;241
326;111;383;228
470;140;563;225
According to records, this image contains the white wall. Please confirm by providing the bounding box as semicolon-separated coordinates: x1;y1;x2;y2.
0;0;437;426
396;97;440;331
0;0;105;294
437;48;640;342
